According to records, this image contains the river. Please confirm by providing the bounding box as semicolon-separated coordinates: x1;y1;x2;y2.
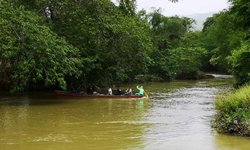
0;76;250;150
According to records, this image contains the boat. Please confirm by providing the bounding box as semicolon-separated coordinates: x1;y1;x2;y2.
55;90;147;99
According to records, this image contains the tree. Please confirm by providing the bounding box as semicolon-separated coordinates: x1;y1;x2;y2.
119;0;136;16
202;11;244;72
16;0;153;84
0;0;82;92
227;0;250;86
228;43;250;86
148;10;205;80
230;0;250;31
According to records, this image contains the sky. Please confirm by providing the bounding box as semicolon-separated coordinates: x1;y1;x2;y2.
133;0;230;16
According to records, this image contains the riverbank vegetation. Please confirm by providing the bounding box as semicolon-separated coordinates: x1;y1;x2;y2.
201;0;250;87
0;0;249;93
214;85;250;136
203;0;250;136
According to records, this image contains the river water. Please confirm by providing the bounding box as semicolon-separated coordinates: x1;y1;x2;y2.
0;77;250;150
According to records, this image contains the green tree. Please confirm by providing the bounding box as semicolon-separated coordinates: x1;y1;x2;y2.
169;47;207;79
0;0;82;92
148;10;202;79
16;0;153;84
230;0;250;31
119;0;136;16
227;0;250;86
201;0;250;85
228;43;250;86
202;11;244;72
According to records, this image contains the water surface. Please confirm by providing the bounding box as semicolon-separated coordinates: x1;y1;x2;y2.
1;77;250;150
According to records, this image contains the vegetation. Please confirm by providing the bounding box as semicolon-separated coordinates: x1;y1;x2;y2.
0;0;249;94
214;85;250;136
202;0;250;86
0;0;208;92
0;1;83;92
202;11;244;72
147;10;206;80
228;43;250;87
203;0;250;136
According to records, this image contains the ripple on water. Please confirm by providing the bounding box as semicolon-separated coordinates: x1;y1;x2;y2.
32;134;72;143
2;79;246;150
142;82;223;147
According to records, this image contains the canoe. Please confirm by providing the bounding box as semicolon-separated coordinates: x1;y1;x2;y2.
55;90;146;99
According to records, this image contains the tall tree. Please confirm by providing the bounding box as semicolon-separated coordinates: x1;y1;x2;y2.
0;0;82;92
202;11;244;72
119;0;136;16
16;0;153;84
230;0;250;31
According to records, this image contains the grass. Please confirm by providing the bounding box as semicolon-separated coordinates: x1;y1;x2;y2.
214;85;250;136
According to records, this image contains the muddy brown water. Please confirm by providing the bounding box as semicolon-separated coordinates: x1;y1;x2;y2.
1;76;250;150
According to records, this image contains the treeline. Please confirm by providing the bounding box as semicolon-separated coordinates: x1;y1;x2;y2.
1;0;249;93
209;0;250;136
0;0;207;93
201;0;250;87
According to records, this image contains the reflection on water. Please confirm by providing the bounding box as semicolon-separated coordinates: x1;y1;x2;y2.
1;78;250;150
0;96;149;150
215;133;250;150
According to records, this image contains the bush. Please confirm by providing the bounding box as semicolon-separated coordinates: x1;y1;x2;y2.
228;43;250;87
214;85;250;136
169;47;207;79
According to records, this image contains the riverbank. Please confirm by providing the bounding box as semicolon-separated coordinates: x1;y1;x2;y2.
214;85;250;136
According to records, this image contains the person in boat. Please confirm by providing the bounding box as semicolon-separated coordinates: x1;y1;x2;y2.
107;87;112;95
125;87;133;96
135;85;144;96
87;84;93;95
115;87;122;95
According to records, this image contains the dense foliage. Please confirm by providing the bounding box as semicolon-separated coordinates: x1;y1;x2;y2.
18;0;153;84
148;11;206;80
214;85;250;136
0;0;209;92
202;0;250;86
0;0;82;92
228;44;250;86
2;0;249;92
211;0;250;137
202;11;244;72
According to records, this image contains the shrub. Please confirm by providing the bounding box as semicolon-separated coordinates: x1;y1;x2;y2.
228;43;250;87
214;85;250;136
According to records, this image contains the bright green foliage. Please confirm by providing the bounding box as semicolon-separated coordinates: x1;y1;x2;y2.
230;0;250;31
148;10;204;79
201;0;250;86
209;0;250;137
228;43;250;86
0;1;82;92
149;36;207;80
214;85;250;136
168;47;207;79
228;0;250;86
202;1;250;86
119;0;136;16
16;0;153;84
0;0;216;92
149;11;194;50
202;11;244;72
